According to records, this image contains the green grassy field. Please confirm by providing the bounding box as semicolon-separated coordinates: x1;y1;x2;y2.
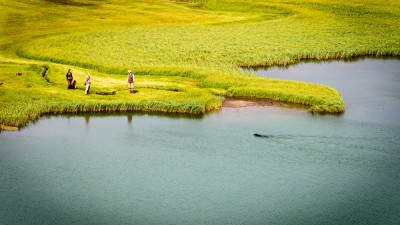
1;0;399;128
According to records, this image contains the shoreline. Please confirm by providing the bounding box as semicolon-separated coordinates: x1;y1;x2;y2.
0;124;19;131
0;97;309;131
222;97;309;110
2;55;399;131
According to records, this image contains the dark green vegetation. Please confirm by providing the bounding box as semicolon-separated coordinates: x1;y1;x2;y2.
1;0;399;128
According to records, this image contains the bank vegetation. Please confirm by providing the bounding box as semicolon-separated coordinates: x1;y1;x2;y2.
1;0;399;128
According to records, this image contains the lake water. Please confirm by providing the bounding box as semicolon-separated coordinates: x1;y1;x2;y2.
1;58;400;224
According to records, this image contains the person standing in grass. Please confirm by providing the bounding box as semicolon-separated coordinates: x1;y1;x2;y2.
66;69;73;89
127;70;135;94
84;73;91;95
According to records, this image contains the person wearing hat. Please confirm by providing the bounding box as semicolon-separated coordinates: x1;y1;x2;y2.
126;70;135;94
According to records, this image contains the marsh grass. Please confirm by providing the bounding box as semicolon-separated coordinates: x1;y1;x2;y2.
0;62;224;127
0;60;342;127
1;0;399;128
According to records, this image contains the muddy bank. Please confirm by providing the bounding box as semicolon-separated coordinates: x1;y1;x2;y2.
222;97;309;110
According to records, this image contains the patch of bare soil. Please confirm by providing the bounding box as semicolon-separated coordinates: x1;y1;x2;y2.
222;97;308;110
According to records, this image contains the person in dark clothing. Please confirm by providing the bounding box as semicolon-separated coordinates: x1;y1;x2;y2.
71;80;77;89
66;69;73;89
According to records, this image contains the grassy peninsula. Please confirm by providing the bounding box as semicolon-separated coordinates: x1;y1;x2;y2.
1;0;400;128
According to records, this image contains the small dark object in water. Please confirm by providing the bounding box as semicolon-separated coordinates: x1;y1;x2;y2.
254;133;270;138
16;72;23;76
0;82;3;86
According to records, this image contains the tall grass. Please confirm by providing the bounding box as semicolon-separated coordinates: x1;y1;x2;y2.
16;11;399;73
1;0;399;128
0;59;344;127
0;62;224;127
8;1;397;66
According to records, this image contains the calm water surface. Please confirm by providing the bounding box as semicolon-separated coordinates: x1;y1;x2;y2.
1;58;400;224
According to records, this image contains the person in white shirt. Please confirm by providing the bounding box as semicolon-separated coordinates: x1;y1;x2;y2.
127;70;135;94
84;73;91;95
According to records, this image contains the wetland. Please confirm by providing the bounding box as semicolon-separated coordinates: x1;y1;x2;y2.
1;58;399;224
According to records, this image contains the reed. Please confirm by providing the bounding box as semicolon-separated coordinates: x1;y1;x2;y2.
1;0;399;128
0;60;340;127
0;62;225;127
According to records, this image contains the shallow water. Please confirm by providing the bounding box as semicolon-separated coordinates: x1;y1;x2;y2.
248;57;400;125
1;58;400;224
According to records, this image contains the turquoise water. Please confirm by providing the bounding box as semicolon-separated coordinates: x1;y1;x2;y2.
1;58;400;224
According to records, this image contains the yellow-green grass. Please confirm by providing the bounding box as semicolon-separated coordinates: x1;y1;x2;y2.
0;61;343;128
0;62;223;127
1;0;399;128
15;1;400;72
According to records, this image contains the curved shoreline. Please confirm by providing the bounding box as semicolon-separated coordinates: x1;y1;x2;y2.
0;55;346;130
2;0;399;130
3;54;400;131
222;97;309;110
0;97;303;131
